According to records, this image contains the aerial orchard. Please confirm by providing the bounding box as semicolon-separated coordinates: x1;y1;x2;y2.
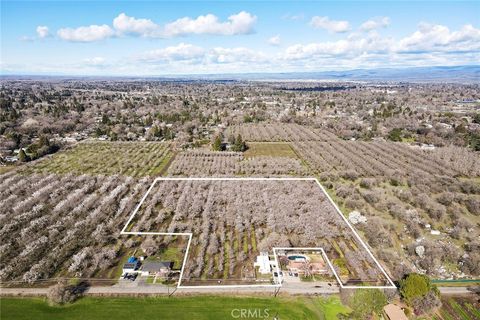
22;141;172;177
0;172;150;283
226;123;338;142
167;151;307;176
127;179;391;286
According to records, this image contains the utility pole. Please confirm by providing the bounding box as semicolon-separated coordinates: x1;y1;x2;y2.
274;286;281;297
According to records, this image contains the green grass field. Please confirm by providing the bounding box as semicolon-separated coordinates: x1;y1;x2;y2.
145;241;187;270
0;296;350;320
21;141;173;177
244;142;298;158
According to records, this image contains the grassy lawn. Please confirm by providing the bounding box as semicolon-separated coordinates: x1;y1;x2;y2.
1;295;350;320
20;141;172;177
147;242;186;270
313;296;351;319
244;142;298;158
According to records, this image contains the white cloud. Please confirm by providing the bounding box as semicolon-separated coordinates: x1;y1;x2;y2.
268;35;281;46
310;16;350;33
360;17;390;31
275;23;480;73
138;43;267;66
83;57;106;66
113;13;159;36
163;11;257;36
139;43;206;62
283;34;392;60
397;23;480;52
57;24;114;42
55;11;257;41
208;47;267;64
36;26;49;38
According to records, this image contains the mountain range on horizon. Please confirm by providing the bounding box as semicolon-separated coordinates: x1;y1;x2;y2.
1;65;479;83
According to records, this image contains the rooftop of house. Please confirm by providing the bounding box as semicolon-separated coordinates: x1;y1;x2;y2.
142;261;173;272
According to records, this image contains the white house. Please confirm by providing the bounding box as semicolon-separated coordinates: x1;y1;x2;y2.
254;252;273;275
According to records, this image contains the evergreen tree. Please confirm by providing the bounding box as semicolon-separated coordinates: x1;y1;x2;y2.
212;135;222;151
400;273;438;305
233;134;247;152
18;149;28;162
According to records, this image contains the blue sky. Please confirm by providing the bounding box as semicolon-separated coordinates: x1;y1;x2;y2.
1;1;479;75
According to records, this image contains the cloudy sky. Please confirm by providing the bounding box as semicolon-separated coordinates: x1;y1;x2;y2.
1;1;479;75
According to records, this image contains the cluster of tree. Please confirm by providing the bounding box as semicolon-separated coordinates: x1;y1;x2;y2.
0;171;150;283
167;150;306;176
295;134;480;280
24;141;171;178
2;81;479;158
19;136;61;162
293;139;458;178
47;279;89;305
131;179;386;284
399;273;442;315
338;273;443;318
212;134;247;152
227;134;247;152
226;123;337;142
339;288;388;319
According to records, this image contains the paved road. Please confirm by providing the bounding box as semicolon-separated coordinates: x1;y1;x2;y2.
1;282;339;296
438;286;478;295
1;287;49;296
2;284;476;297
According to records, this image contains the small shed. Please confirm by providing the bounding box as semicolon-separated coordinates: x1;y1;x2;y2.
122;257;140;274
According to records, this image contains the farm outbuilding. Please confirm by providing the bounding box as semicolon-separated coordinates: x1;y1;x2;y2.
122;257;140;274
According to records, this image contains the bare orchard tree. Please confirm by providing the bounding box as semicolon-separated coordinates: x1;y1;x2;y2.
47;280;74;305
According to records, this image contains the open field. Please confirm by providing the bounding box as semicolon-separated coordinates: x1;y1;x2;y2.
21;141;173;177
126;178;392;287
244;142;298;158
0;296;351;320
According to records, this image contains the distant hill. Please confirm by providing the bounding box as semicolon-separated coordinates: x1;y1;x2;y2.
2;65;479;83
185;65;480;83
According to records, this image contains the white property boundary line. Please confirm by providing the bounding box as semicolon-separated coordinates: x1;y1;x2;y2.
120;177;396;289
